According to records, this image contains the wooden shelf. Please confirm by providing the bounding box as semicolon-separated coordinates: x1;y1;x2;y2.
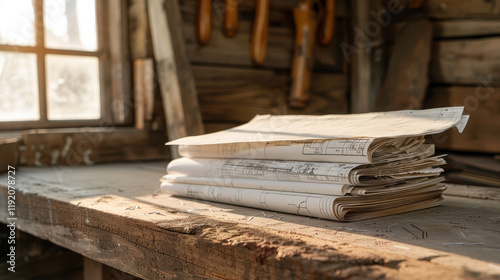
1;162;499;279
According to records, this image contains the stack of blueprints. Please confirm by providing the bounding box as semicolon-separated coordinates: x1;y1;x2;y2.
160;107;469;221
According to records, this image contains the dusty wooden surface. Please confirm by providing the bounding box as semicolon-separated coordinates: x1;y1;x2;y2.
0;162;499;279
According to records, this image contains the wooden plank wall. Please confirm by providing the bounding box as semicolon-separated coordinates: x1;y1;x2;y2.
130;0;349;134
367;0;500;152
422;0;500;153
182;0;349;131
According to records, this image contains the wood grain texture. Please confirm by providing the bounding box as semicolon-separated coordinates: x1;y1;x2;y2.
350;0;372;113
0;138;20;173
133;58;155;130
424;86;500;153
376;19;432;110
22;129;169;166
108;0;132;124
84;257;140;280
128;0;154;59
148;0;204;158
430;37;500;85
0;162;498;279
391;19;500;39
424;0;500;19
433;19;500;38
179;0;344;71
193;66;348;122
444;183;500;201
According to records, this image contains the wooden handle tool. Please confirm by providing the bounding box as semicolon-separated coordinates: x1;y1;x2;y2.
251;0;269;65
289;0;317;108
318;0;335;45
224;0;238;37
197;0;211;45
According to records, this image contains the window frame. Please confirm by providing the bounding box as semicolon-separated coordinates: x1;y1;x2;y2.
0;0;131;130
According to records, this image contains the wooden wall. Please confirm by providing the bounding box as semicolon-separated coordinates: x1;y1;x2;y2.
423;0;500;153
129;0;499;152
182;0;350;131
375;0;500;153
129;0;349;134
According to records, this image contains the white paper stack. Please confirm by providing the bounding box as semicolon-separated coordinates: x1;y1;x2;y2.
160;107;469;221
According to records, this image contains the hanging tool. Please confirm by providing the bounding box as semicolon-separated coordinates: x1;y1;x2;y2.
318;0;335;45
197;0;211;45
224;0;238;37
251;0;269;65
289;0;318;108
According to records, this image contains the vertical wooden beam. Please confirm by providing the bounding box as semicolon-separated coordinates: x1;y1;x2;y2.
369;0;385;111
133;58;155;129
350;0;372;113
84;257;104;280
128;0;153;59
376;19;432;111
34;0;47;121
108;0;132;124
0;138;20;174
129;0;154;130
148;0;204;157
84;257;141;280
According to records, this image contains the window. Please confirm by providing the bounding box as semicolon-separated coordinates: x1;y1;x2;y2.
0;0;128;130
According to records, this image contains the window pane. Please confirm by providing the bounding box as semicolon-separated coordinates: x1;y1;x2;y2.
0;0;36;46
0;52;39;121
46;54;100;120
44;0;97;51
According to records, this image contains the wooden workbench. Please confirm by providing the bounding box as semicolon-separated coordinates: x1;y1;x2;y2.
1;162;499;279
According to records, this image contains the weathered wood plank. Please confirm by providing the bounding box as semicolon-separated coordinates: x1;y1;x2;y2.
148;0;204;158
350;0;372;113
390;19;500;39
0;138;20;174
430;37;500;85
444;183;500;201
22;129;169;166
433;19;500;38
193;65;348;122
376;19;432;110
0;163;499;279
424;0;500;19
128;0;154;59
133;58;155;130
424;86;500;153
289;71;349;115
84;257;140;280
84;258;103;280
107;0;132;124
194;65;287;122
179;0;344;70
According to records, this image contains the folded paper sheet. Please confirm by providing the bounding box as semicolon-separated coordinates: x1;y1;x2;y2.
167;107;469;145
177;137;434;164
165;156;445;187
160;182;446;221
